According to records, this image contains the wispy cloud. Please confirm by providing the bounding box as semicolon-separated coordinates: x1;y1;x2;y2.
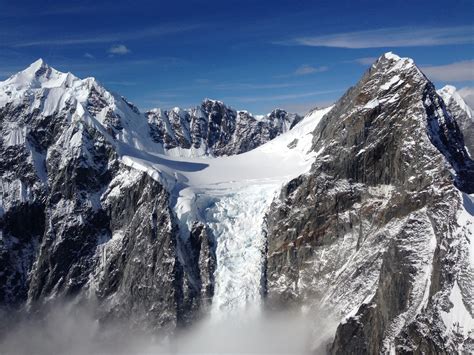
106;81;137;86
84;52;95;59
353;57;377;65
215;82;301;90
227;89;341;103
294;64;328;76
277;26;474;48
13;24;201;47
422;60;474;81
108;44;130;55
275;65;329;79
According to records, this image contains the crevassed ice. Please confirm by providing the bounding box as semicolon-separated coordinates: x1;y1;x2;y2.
206;184;278;319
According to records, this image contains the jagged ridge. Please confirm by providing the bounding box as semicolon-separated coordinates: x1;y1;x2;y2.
146;101;301;157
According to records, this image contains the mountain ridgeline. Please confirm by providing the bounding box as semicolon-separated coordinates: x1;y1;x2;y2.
0;53;473;354
147;102;302;156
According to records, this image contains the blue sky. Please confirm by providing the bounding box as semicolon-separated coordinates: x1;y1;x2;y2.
1;0;473;114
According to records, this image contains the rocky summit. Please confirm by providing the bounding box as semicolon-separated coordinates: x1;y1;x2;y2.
0;53;473;354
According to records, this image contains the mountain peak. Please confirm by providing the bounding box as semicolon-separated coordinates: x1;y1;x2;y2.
18;58;53;80
365;52;423;86
1;59;77;92
438;84;473;119
202;98;225;106
375;51;416;71
382;51;402;61
28;58;48;71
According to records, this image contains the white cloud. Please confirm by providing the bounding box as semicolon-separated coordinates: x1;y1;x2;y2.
108;44;130;55
279;26;474;48
14;24;201;47
227;89;342;103
458;87;474;108
106;81;137;86
83;52;94;59
294;64;328;75
422;60;474;82
353;57;377;65
280;100;335;115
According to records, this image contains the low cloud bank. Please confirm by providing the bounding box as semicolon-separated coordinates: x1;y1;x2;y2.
0;302;339;354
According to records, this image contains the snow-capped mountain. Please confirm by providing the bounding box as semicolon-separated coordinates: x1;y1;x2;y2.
0;58;300;159
0;58;160;155
438;85;474;157
0;53;473;353
147;101;302;157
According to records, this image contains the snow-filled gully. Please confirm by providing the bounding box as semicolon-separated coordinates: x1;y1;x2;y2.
120;107;332;318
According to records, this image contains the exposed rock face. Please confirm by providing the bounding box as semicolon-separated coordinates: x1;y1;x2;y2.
265;53;474;353
147;102;302;156
181;222;216;320
87;168;182;331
